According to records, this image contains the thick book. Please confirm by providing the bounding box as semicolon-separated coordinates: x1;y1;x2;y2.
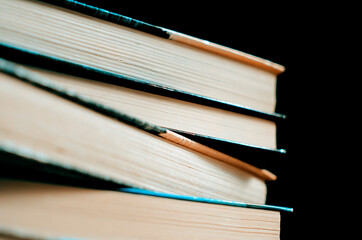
0;71;268;204
0;179;290;240
0;0;285;116
0;0;285;113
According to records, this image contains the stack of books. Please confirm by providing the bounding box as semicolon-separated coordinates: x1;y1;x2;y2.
0;0;292;239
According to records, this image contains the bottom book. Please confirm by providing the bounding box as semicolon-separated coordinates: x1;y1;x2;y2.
0;179;286;240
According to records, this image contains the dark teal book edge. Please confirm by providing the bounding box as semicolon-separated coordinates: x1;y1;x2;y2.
0;143;292;213
120;187;293;212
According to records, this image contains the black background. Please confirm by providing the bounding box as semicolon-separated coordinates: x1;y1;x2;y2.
78;1;337;238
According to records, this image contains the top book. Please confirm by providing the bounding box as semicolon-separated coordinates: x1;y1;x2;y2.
0;0;285;115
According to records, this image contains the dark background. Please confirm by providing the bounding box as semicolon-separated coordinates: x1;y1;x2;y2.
79;1;335;238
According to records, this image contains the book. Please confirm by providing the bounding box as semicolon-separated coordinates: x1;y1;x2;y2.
0;179;290;240
0;69;268;204
0;0;286;150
